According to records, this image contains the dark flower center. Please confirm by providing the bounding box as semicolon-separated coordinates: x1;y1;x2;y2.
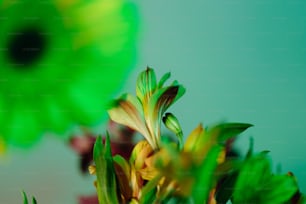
7;27;47;67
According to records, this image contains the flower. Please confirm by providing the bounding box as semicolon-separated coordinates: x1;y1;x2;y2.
113;140;156;202
149;122;252;202
108;67;185;150
89;68;305;204
107;67;254;203
0;0;138;147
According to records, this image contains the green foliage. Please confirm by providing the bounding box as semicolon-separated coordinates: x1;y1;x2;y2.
207;122;253;144
22;191;37;204
93;135;119;204
23;67;304;204
233;153;298;204
192;145;222;204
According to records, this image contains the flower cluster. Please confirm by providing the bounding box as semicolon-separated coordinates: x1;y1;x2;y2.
89;67;305;204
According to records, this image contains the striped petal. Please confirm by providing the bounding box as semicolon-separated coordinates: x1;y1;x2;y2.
147;85;185;146
108;94;154;148
136;67;157;105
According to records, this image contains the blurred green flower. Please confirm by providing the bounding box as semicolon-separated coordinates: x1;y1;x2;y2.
0;0;138;147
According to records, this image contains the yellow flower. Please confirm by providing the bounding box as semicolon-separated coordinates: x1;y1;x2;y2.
113;140;158;202
184;124;225;164
149;122;252;201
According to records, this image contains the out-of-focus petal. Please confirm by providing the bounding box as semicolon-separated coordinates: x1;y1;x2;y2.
184;124;205;153
130;140;154;170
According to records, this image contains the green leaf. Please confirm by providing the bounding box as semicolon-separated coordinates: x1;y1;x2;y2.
215;172;239;203
233;154;298;204
264;175;298;203
93;135;119;204
245;137;254;158
22;192;37;204
208;122;253;143
140;175;161;204
22;191;28;204
192;145;222;204
165;196;194;204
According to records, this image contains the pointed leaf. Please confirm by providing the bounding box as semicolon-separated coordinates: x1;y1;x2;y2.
93;135;119;204
32;197;37;204
192;145;222;204
208;123;253;143
246;137;254;158
22;191;28;204
140;175;162;204
215;172;239;203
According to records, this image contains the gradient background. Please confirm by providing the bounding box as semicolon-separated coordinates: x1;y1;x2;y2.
1;0;306;203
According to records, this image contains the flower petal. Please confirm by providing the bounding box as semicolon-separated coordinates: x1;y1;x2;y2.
4;103;43;147
157;72;171;88
108;94;154;147
136;67;157;104
130;140;154;170
147;85;185;146
184;124;205;153
41;97;71;133
113;155;132;201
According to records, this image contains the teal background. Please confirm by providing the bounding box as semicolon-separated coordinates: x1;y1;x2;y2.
1;0;306;203
134;0;306;196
